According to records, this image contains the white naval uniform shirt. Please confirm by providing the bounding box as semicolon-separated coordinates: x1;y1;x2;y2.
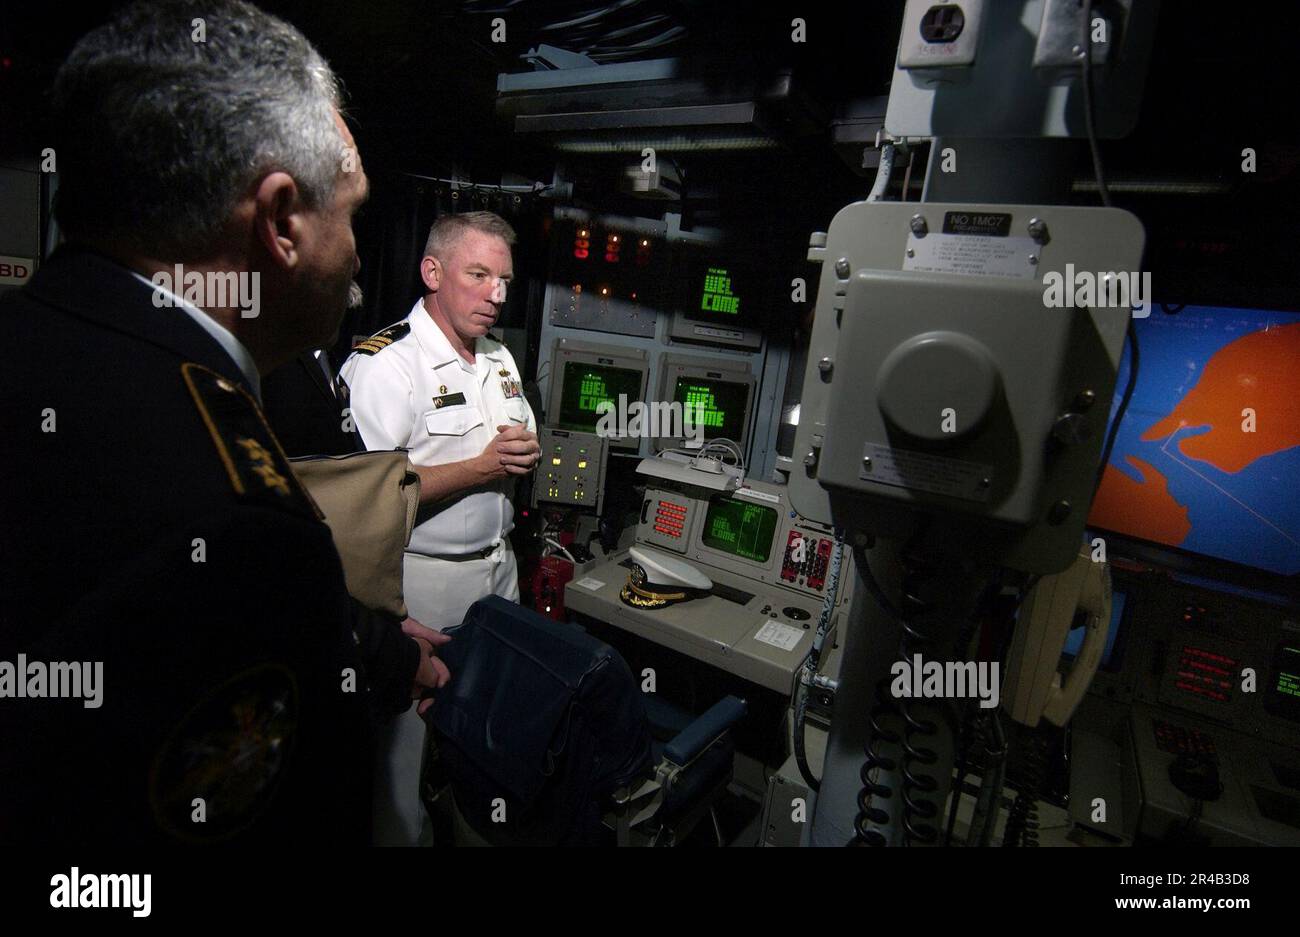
338;299;536;557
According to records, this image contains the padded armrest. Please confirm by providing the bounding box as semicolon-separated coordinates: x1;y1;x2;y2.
663;696;748;767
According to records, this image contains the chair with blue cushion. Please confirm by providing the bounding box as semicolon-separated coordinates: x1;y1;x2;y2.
425;594;748;846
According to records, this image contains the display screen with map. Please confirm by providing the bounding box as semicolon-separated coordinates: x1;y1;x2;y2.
1087;305;1300;577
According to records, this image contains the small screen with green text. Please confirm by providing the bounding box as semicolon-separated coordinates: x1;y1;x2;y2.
699;266;739;315
701;495;777;563
672;377;748;441
558;363;643;432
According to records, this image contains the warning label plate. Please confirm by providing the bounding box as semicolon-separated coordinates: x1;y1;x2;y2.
903;232;1039;281
861;443;994;503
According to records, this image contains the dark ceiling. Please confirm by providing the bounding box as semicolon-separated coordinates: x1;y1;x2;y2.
0;1;902;178
1;1;1296;304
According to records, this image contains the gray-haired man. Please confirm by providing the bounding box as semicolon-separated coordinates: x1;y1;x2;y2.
0;0;432;844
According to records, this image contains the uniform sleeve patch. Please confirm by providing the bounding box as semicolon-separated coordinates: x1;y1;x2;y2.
351;321;411;356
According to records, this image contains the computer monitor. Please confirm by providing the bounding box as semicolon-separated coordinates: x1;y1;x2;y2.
1087;305;1300;591
682;260;751;323
546;339;649;451
667;252;764;350
699;493;780;565
654;354;755;453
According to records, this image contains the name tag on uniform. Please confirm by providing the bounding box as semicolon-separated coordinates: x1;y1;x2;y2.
499;369;522;399
432;392;467;409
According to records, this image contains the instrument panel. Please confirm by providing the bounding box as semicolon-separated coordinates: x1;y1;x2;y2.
565;473;853;694
638;479;845;604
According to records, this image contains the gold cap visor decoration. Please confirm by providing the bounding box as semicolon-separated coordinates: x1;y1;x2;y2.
618;560;701;609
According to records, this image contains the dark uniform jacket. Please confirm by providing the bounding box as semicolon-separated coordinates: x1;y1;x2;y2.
0;247;371;845
260;351;357;458
261;352;421;719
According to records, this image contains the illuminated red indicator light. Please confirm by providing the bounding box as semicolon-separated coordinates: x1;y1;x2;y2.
573;248;589;259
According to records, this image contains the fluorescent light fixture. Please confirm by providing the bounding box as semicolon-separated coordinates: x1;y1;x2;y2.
552;133;779;153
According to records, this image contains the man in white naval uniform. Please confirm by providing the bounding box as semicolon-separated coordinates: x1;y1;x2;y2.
339;211;541;844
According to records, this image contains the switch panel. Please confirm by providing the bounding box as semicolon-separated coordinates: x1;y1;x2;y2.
532;427;608;512
548;220;661;337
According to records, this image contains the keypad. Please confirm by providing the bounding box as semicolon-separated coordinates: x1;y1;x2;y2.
782;533;831;591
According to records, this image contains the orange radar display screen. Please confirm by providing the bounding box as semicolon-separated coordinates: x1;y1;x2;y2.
1088;306;1300;576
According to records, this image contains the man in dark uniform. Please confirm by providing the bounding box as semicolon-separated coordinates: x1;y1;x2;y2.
0;0;399;845
262;350;362;458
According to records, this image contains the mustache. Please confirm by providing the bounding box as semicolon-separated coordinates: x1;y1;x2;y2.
347;280;364;310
